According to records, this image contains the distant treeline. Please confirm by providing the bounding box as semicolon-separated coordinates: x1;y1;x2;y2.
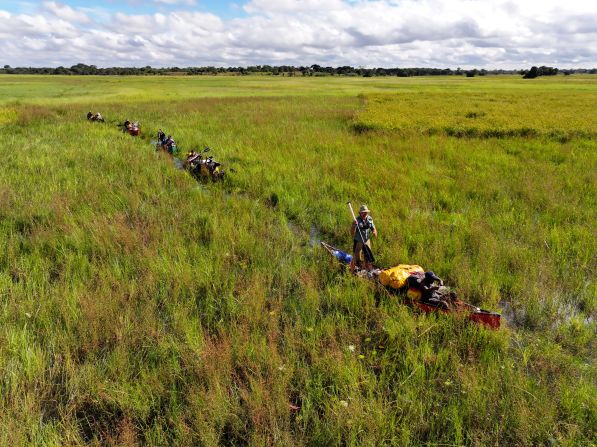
1;63;595;77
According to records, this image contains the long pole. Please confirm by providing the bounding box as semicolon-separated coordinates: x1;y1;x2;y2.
347;202;366;244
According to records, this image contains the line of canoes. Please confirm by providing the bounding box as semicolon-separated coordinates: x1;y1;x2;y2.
87;112;501;329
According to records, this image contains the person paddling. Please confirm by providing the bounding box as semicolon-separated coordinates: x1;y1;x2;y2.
349;204;377;272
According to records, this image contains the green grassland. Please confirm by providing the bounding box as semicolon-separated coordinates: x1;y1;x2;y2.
0;74;595;446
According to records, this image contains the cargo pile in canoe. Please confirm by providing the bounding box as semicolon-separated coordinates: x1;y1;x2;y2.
321;242;501;329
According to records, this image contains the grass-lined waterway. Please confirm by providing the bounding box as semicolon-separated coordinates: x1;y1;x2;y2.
0;74;595;445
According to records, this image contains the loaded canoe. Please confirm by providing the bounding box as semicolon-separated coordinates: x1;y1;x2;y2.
321;242;501;329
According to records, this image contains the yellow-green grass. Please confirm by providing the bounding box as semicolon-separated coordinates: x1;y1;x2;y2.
0;75;595;446
354;90;597;140
1;73;596;105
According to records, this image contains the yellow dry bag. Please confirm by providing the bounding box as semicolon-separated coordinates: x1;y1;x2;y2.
379;264;424;290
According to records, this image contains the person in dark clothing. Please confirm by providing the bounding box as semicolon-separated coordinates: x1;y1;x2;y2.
157;129;166;143
87;111;93;120
408;271;449;307
349;204;377;272
162;136;175;154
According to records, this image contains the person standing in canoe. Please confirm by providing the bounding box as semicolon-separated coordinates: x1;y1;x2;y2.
350;204;377;272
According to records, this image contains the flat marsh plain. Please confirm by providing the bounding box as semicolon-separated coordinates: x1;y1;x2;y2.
0;74;595;446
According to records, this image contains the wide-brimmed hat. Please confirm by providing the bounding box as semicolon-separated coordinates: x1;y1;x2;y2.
359;204;370;213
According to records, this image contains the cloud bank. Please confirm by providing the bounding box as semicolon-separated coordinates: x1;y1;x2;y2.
1;0;596;68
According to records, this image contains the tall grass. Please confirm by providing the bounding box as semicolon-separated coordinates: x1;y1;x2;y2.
0;75;595;445
354;90;597;140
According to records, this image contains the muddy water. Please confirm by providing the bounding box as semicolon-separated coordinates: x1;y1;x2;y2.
172;157;185;170
287;221;302;238
498;300;518;327
286;221;323;248
309;224;322;247
150;141;185;170
499;300;595;329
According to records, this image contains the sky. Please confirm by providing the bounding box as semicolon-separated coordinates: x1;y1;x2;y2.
0;0;596;69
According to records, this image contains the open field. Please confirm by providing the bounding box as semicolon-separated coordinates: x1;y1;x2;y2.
1;73;596;105
0;74;595;446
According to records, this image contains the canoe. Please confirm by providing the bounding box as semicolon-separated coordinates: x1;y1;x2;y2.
321;242;501;329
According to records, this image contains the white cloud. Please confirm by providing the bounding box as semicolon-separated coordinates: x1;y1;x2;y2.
244;0;346;14
42;1;91;23
0;0;596;68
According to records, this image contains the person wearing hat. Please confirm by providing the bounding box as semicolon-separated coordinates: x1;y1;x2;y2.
350;204;377;272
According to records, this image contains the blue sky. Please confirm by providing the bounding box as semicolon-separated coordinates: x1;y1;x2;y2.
0;0;596;68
